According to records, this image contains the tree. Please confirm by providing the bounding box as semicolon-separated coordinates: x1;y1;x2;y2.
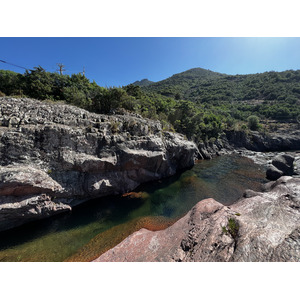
23;66;54;100
0;70;23;95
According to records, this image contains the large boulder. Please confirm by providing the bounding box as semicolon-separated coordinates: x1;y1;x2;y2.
272;154;294;175
94;176;300;262
266;154;295;180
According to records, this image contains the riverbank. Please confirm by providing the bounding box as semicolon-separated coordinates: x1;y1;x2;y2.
95;173;300;262
94;152;300;262
196;127;300;163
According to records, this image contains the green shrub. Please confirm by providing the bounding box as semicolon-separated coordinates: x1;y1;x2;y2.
241;124;248;131
222;217;239;239
247;115;261;131
110;121;120;134
227;217;239;239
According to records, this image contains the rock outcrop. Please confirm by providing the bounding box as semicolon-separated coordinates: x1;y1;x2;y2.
197;134;232;159
95;176;300;262
225;129;300;152
266;154;295;180
196;127;300;160
0;97;199;231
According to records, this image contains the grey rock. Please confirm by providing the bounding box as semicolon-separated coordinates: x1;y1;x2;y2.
0;194;71;231
0;165;63;196
266;164;283;180
293;157;300;175
225;130;300;152
196;134;233;159
272;154;294;175
0;97;199;231
266;154;295;180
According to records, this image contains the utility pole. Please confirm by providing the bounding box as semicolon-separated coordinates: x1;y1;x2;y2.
56;63;66;75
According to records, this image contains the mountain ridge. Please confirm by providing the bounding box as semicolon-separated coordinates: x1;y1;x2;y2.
138;67;300;105
132;78;154;87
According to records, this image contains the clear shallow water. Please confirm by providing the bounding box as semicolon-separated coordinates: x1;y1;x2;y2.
0;155;267;262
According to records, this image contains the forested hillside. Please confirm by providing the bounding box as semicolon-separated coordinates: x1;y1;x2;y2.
0;66;299;144
143;68;300;102
143;68;225;98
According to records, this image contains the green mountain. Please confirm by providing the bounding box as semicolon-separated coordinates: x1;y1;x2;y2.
143;67;225;98
132;78;154;87
143;67;300;106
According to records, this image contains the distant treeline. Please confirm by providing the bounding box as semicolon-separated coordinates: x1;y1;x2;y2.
0;67;299;143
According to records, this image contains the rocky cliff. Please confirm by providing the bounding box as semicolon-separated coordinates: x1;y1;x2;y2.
225;129;300;152
95;176;300;262
195;128;300;160
0;97;199;231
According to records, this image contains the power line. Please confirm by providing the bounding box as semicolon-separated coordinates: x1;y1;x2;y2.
1;59;86;76
0;59;33;71
56;63;66;75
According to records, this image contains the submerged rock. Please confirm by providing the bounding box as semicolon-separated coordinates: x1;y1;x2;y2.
0;97;199;231
94;176;300;262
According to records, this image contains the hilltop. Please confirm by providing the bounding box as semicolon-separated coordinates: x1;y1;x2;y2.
138;67;225;97
132;78;154;87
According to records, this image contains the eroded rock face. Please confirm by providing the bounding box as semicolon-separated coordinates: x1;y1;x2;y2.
94;176;300;262
0;97;199;231
225;129;300;152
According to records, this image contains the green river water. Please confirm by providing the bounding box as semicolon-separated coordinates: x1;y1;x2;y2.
0;155;267;262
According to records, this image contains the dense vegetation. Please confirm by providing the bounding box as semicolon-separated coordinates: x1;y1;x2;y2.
0;66;299;144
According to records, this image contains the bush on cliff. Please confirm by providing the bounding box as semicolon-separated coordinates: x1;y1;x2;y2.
247;115;261;131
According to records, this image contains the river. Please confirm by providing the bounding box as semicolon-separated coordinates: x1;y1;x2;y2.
0;155;267;262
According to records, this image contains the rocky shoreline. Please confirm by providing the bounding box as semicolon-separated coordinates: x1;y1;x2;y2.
0;97;198;231
95;166;300;262
93;152;300;262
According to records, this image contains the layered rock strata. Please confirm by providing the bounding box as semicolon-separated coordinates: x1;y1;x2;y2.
225;129;300;152
0;97;199;231
197;128;300;159
95;176;300;262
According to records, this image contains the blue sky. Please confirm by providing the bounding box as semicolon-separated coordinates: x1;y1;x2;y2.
1;37;300;87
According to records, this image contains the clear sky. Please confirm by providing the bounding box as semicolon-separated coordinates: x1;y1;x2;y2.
1;37;300;87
